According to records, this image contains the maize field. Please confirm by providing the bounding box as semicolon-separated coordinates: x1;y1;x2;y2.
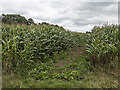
86;25;119;66
2;24;119;88
1;24;87;70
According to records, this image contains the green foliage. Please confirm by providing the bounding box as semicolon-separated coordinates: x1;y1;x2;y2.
2;58;118;88
86;24;119;66
29;58;90;81
2;23;118;88
2;24;87;73
2;14;28;25
27;18;34;25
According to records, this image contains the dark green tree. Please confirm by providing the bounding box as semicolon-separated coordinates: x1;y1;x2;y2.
2;14;28;24
27;18;34;25
42;22;49;25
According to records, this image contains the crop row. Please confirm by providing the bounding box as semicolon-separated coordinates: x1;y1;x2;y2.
86;25;119;66
2;24;87;70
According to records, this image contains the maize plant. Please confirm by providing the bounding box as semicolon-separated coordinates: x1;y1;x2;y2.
86;24;119;66
1;24;87;71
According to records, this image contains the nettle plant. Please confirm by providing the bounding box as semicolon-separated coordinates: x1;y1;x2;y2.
86;25;119;66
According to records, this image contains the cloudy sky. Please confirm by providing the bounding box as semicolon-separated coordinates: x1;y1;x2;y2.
0;0;119;32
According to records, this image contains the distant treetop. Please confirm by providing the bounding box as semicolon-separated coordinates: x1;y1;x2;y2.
1;14;65;30
2;14;34;25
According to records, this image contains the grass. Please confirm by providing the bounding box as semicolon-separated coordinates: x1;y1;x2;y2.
2;46;118;88
2;66;118;88
1;24;119;88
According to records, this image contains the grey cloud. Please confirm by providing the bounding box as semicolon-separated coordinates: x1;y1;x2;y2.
0;1;118;32
33;15;50;21
0;2;29;16
70;2;117;27
79;2;115;10
73;19;107;26
52;17;71;23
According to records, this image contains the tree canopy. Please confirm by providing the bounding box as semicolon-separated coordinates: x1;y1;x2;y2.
1;14;65;30
2;14;34;25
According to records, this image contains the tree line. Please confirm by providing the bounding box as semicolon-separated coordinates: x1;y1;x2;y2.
2;14;35;25
1;14;65;30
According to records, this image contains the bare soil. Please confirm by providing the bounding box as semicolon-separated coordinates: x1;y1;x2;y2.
53;45;86;67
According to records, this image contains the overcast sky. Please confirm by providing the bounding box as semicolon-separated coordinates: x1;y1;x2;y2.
0;0;119;32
